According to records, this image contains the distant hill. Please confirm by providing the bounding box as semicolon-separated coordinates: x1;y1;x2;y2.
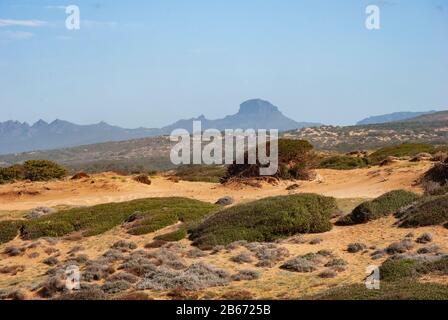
0;99;319;155
404;110;448;123
356;111;437;125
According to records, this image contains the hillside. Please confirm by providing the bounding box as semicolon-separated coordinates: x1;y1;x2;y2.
283;120;448;151
404;110;448;123
356;111;436;125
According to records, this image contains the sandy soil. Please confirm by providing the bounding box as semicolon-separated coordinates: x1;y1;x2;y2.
0;161;431;212
0;160;445;300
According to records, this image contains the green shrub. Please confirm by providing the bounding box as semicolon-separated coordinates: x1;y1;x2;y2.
397;194;448;227
417;256;448;275
336;190;419;225
311;281;448;300
12;197;217;242
222;139;316;181
174;165;227;183
155;228;188;242
380;259;419;281
190;194;338;248
423;160;448;186
0;220;22;244
23;160;67;181
0;164;25;183
369;143;435;164
319;156;368;170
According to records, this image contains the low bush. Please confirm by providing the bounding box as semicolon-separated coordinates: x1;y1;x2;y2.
386;239;414;254
133;174;151;185
174;165;227;183
280;257;317;273
231;270;260;281
319;155;368;170
423;159;448;186
380;259;419;281
336;190;419;225
368;143;435;164
312;281;448;300
190;194;338;248
397;194;448;227
0;197;217;244
137;262;230;291
347;243;367;253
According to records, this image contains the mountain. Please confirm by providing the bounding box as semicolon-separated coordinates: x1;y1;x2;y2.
160;99;321;133
403;110;448;123
0;99;320;155
356;111;437;125
0;120;161;155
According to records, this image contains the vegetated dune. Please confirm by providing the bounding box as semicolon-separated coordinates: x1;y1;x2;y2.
0;161;431;212
1;160;446;300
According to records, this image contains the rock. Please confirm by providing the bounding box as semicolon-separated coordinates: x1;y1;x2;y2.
24;207;56;220
215;196;234;206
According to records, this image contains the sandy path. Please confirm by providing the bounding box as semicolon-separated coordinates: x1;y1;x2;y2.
0;161;431;212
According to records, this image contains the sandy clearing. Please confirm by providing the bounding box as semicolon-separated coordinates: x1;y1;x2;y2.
0;161;431;212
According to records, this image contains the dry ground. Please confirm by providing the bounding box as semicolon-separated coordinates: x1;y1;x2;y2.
1;160;446;300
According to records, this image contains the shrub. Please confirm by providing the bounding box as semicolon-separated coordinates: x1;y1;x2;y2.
319;269;337;278
111;240;137;251
280;257;317;273
416;233;433;244
417;256;448;275
137;262;230;291
231;270;261;281
337;190;419;225
101;280;132;294
174;165;227;183
311;281;448;300
325;258;347;267
319;155;368;170
369;143;435;164
380;259;419;281
71;172;90;180
397;194;448;227
215;196;234;206
0;221;21;244
347;243;367;253
190;194;338;248
23;160;67;181
422;160;448;193
58;288;107;300
0;164;25;183
133;174;151;185
386;239;414;255
222;139;316;181
15;197;216;242
231;252;254;264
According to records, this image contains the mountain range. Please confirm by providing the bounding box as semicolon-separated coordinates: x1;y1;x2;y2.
0;99;320;155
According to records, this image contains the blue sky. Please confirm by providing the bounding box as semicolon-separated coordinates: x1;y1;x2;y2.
0;0;447;128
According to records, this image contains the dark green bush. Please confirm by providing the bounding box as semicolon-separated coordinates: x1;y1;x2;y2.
0;220;22;244
380;259;419;281
190;194;338;248
311;281;448;300
0;164;25;183
336;190;419;225
369;143;435;164
174;165;227;183
23;160;67;181
222;139;316;181
319;156;368;170
417;256;448;275
423;160;448;186
0;197;217;244
397;194;448;227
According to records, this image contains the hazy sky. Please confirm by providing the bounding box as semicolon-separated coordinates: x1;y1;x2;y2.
0;0;447;128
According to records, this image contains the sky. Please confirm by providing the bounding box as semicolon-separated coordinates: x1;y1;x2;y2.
0;0;447;128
